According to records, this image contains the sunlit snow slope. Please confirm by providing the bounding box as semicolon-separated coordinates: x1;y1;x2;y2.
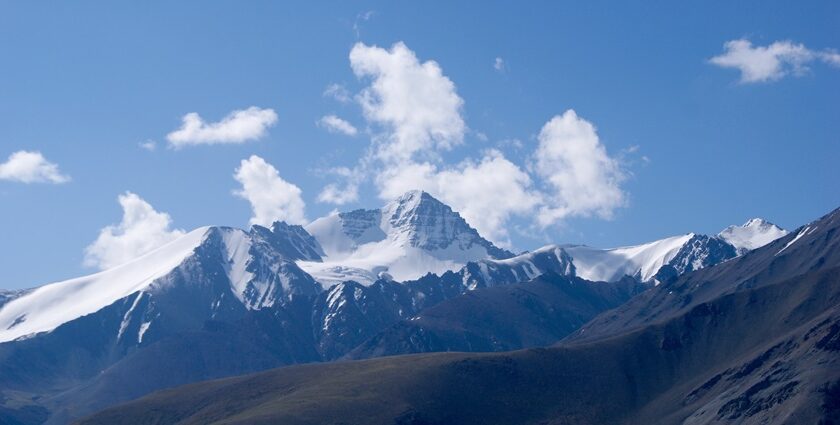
0;227;210;342
718;218;788;253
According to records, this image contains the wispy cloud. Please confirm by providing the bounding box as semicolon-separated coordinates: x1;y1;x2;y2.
353;10;376;38
710;39;840;83
494;57;506;73
318;115;358;136
139;140;157;151
0;150;70;184
324;83;352;103
167;107;278;148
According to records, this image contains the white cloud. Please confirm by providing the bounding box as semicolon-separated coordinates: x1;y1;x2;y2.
317;166;362;205
324;83;352;103
233;155;307;226
534;110;626;226
318;115;358;136
84;192;185;270
822;50;840;66
710;39;840;83
0;150;70;184
318;182;359;205
494;57;506;72
139;140;157;151
350;41;466;163
167;106;278;147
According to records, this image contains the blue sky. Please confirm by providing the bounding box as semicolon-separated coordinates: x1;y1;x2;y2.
1;1;838;289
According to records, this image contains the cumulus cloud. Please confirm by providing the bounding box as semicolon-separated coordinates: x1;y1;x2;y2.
167;107;278;147
233;155;307;226
710;39;840;83
84;192;185;270
534;110;626;226
318;115;358;136
350;41;466;163
0;150;70;184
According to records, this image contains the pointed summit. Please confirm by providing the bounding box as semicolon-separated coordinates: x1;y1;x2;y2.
718;217;788;253
301;190;513;286
382;190;509;256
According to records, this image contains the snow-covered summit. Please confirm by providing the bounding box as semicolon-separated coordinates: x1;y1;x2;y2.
718;218;787;254
461;231;740;287
0;223;321;343
561;234;696;282
0;227;212;343
300;190;512;287
382;190;512;257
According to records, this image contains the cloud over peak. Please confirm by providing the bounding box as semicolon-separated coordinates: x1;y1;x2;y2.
534;110;626;225
319;41;628;244
84;192;185;270
233;155;307;227
0;150;70;184
167;107;278;147
350;41;466;163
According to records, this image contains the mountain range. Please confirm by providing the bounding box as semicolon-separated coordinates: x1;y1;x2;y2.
0;190;793;424
78;206;840;425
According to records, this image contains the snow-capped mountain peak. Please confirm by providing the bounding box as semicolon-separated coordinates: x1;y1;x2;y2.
718;217;788;253
562;233;697;283
301;191;513;287
381;190;510;256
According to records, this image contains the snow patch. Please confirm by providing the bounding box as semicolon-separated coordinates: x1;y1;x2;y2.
776;226;809;256
117;292;145;341
138;321;151;343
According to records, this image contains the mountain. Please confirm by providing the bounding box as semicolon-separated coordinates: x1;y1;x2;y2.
0;224;321;423
78;207;840;425
0;224;319;344
718;218;788;254
0;191;790;424
299;190;514;286
302;191;785;287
